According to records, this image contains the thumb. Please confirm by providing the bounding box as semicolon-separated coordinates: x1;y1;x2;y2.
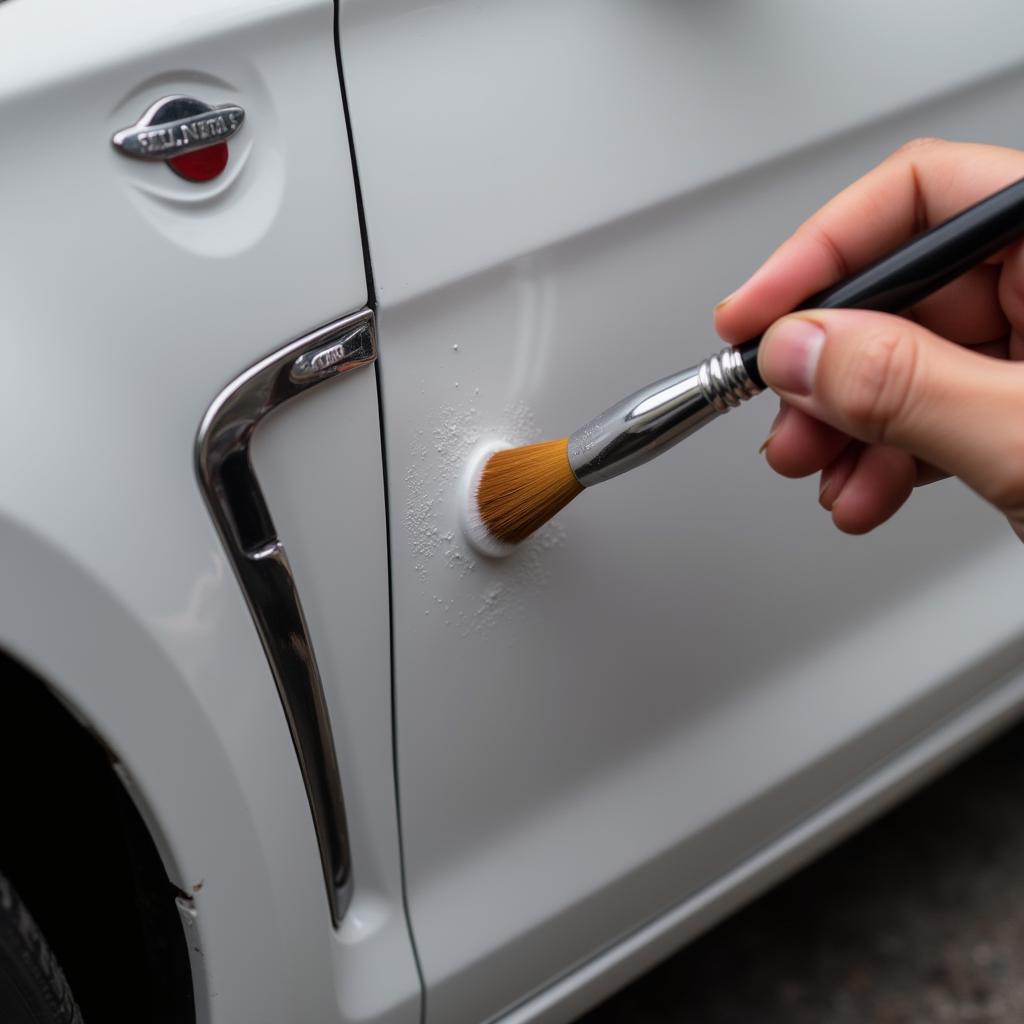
756;309;1024;516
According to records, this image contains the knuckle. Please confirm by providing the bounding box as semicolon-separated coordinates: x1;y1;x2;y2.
805;223;849;281
835;330;920;443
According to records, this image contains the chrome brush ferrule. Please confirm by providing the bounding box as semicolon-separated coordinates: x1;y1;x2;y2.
567;346;762;487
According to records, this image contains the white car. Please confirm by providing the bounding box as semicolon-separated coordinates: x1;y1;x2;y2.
3;2;1024;1022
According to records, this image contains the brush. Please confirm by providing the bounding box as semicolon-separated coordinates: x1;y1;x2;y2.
461;174;1024;556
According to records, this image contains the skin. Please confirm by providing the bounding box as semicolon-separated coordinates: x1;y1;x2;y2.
714;138;1024;541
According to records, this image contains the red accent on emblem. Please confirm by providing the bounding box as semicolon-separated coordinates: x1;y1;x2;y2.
168;143;229;182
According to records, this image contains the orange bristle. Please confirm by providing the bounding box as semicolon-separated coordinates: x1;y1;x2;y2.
475;438;583;545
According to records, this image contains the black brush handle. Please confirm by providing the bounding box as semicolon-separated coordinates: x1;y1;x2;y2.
737;174;1024;390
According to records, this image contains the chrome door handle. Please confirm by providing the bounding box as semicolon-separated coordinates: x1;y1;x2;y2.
195;309;377;926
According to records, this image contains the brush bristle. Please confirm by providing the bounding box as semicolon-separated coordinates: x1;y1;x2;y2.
475;438;583;545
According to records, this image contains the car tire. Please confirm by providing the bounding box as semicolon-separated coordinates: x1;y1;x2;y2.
0;869;83;1024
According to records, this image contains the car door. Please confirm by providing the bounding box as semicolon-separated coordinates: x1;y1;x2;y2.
332;2;1024;1023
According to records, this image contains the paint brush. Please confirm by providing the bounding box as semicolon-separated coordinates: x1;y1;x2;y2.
461;175;1024;557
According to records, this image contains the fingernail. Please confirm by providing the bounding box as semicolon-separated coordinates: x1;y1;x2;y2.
717;260;772;312
758;405;788;454
819;467;835;508
819;447;859;511
714;288;739;313
760;318;825;396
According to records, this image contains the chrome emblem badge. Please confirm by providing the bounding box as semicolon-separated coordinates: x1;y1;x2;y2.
112;95;245;183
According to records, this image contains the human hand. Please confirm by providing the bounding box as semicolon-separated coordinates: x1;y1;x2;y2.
715;139;1024;541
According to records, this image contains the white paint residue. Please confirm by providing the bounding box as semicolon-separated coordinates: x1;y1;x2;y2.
470;521;566;631
403;394;567;633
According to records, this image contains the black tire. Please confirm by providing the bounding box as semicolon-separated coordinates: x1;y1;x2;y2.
0;869;83;1024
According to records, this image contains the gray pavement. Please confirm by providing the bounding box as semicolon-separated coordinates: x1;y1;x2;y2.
576;722;1024;1023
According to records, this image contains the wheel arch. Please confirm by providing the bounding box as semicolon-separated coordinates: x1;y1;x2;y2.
0;650;197;1022
0;509;340;1022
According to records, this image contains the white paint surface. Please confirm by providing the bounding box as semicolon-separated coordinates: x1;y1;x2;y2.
338;2;1024;1022
0;2;418;1021
9;1;1024;1021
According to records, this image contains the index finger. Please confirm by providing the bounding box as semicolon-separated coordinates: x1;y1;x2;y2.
714;138;1024;344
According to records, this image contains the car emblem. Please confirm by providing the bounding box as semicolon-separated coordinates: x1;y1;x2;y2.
112;95;245;183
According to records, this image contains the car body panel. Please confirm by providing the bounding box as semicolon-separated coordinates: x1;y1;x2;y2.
6;0;1024;1021
336;2;1024;1021
0;1;418;1020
